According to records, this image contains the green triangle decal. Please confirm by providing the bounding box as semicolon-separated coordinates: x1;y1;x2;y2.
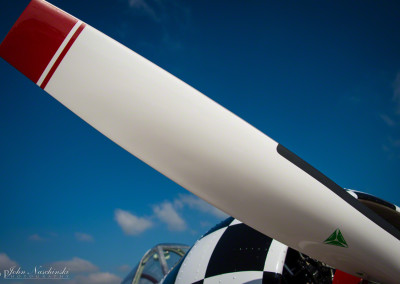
323;229;348;248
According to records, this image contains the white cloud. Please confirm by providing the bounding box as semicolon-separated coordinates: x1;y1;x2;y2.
75;232;94;242
50;257;98;273
0;256;120;284
22;259;120;284
0;253;18;270
69;272;121;284
153;202;186;231
29;234;45;241
113;195;227;235
114;209;153;235
175;194;228;219
118;264;131;272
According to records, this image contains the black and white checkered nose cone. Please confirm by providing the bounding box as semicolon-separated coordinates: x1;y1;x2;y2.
161;217;287;284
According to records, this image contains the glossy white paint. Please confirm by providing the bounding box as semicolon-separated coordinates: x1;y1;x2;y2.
264;240;288;274
230;219;243;226
42;24;400;283
203;271;263;284
2;2;400;282
174;227;227;283
346;190;358;199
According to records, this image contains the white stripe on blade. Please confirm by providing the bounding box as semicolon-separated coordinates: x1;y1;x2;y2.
36;20;82;86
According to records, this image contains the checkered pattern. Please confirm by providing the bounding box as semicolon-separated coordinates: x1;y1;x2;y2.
161;217;287;284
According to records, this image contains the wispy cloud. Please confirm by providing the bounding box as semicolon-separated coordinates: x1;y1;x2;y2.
50;257;98;273
121;0;191;51
29;234;45;241
383;137;400;159
118;264;131;272
0;255;120;284
128;0;160;22
381;72;400;159
126;0;190;24
389;137;400;148
380;114;396;127
347;95;361;104
153;202;186;231
174;194;228;219
75;232;94;242
114;209;153;235
0;253;18;270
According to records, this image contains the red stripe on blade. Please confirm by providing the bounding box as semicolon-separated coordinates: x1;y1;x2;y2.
0;0;78;83
40;23;86;90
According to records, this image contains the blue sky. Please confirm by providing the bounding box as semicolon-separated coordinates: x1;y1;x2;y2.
1;0;400;283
